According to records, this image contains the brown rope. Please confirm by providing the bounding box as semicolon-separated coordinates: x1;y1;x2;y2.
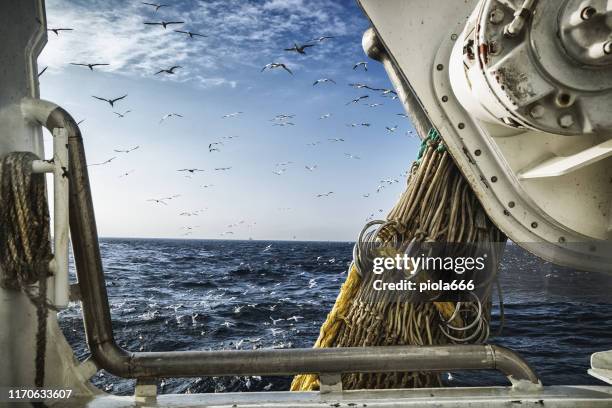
0;152;54;389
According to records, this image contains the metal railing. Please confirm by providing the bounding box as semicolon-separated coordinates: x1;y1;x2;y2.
22;98;541;390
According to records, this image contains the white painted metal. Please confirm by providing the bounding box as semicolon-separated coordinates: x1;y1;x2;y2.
450;0;612;136
134;379;158;404
0;0;49;390
357;0;612;273
31;160;55;173
590;351;612;385
48;385;612;407
51;127;70;307
0;0;97;396
519;139;612;179
31;127;70;307
358;0;612;391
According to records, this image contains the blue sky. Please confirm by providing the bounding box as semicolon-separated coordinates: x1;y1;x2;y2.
39;0;420;241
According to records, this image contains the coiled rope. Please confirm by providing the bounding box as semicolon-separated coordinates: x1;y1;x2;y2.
0;152;54;389
292;129;506;390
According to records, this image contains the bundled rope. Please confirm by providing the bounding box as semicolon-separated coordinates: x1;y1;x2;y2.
0;152;54;388
292;130;506;391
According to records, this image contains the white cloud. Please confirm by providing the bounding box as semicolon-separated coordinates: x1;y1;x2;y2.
41;0;363;87
194;76;238;89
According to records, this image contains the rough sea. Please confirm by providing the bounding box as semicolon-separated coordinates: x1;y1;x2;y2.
58;239;612;395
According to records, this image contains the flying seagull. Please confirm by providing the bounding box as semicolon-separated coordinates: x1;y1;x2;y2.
119;170;135;178
215;167;232;171
88;157;116;166
380;89;398;96
261;63;293;75
92;94;127;108
222;112;243;118
142;2;168;12
209;142;223;152
147;195;178;205
174;30;206;38
328;138;345;142
316;191;334;197
178;168;204;173
113;145;139;153
47;28;73;35
312;78;336;86
276;161;293;167
209;142;223;151
155;66;182;75
271;114;295;121
180;210;204;216
353;61;368;71
113;110;131;118
397;113;409;118
381;178;400;185
319;113;332;119
270;316;284;325
344;153;361;159
311;36;335;42
346;95;369;105
366;103;383;107
147;198;168;205
70;63;109;71
159;113;183;123
348;83;377;90
386;125;398;133
144;21;184;29
305;165;317;171
284;42;315;54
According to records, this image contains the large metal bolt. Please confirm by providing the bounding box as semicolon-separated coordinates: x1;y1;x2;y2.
580;6;596;20
604;41;612;55
489;40;503;55
530;104;544;119
558;114;575;128
489;8;505;24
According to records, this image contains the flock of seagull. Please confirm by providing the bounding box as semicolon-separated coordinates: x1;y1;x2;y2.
42;1;416;238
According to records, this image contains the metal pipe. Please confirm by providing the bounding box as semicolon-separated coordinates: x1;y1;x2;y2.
50;127;70;306
23;99;70;307
31;160;55;173
21;97;541;387
361;27;433;140
503;0;537;37
128;344;539;382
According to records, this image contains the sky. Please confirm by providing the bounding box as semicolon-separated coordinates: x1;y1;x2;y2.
39;0;420;241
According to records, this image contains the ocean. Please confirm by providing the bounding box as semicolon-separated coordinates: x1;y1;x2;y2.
58;238;612;395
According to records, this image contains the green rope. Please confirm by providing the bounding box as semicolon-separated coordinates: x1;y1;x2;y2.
416;128;445;163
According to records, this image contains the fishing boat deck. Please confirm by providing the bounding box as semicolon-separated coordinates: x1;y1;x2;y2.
52;385;612;407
